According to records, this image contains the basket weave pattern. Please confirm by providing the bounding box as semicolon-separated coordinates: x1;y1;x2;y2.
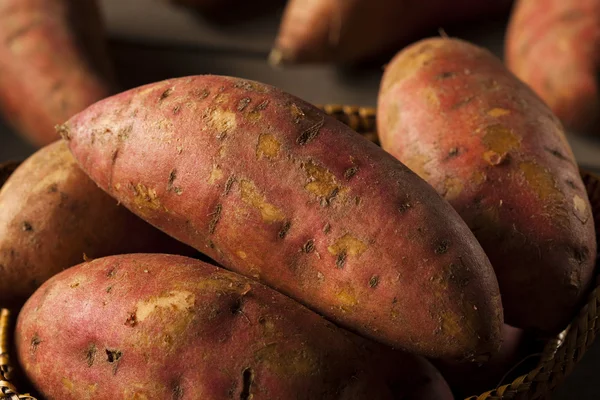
0;106;598;400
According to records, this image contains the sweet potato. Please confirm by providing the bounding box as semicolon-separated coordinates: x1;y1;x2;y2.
16;254;395;400
505;0;600;134
433;324;534;398
60;75;503;360
377;38;597;333
0;141;195;308
270;0;512;65
370;346;454;400
0;0;114;146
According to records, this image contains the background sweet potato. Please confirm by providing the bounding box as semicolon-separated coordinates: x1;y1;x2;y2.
505;0;600;134
16;254;395;400
270;0;512;65
0;141;195;308
377;38;597;334
61;75;503;360
0;0;115;146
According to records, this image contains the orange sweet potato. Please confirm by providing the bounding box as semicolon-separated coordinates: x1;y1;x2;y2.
378;38;597;334
0;141;195;308
505;0;600;134
270;0;512;65
60;75;503;360
0;0;114;146
16;254;396;400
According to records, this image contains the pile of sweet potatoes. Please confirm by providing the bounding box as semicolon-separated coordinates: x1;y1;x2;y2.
0;23;597;400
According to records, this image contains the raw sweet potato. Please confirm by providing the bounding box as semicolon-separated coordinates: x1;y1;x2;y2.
378;38;597;333
16;254;395;400
0;0;114;146
60;75;503;360
433;324;535;398
0;141;195;308
270;0;512;65
505;0;600;134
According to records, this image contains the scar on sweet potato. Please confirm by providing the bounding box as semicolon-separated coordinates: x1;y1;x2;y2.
208;204;222;234
240;367;254;400
86;344;97;367
30;334;42;354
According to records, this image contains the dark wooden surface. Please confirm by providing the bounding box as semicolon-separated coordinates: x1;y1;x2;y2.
0;1;598;398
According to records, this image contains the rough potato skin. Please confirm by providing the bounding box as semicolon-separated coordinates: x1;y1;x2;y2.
0;0;114;146
61;75;503;360
378;38;597;334
505;0;600;134
270;0;512;65
16;254;394;400
0;141;195;308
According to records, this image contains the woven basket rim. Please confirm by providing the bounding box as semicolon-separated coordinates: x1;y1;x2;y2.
0;104;598;400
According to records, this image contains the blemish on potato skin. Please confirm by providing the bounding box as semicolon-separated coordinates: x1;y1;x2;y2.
278;221;291;239
86;344;97;367
224;176;236;195
208;165;224;185
191;88;210;99
344;166;359;180
22;221;33;232
544;146;571;162
257;134;281;159
451;96;475;110
237;97;251;111
301;161;344;204
107;268;116;278
125;313;138;327
323;223;331;234
434;239;450;255
302;239;315;253
483;150;508;166
328;234;368;261
208;204;222;234
30;334;41;354
132;183;161;211
519;161;561;202
573;195;589;223
159;88;174;101
336;251;347;268
239;180;285;223
436;71;456;80
369;275;379;288
296;114;325;146
172;383;184;400
483;124;521;158
487;108;511;117
444;177;464;200
336;287;358;310
240;367;254;400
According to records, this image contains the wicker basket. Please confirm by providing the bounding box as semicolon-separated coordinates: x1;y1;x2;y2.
0;105;598;400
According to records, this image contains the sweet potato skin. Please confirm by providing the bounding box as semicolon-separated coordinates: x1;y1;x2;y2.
0;141;195;308
505;0;600;134
16;254;394;400
61;75;503;360
378;38;597;333
271;0;512;65
0;0;114;146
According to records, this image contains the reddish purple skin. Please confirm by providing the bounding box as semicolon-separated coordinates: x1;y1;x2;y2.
62;75;502;360
16;254;394;400
378;38;597;334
